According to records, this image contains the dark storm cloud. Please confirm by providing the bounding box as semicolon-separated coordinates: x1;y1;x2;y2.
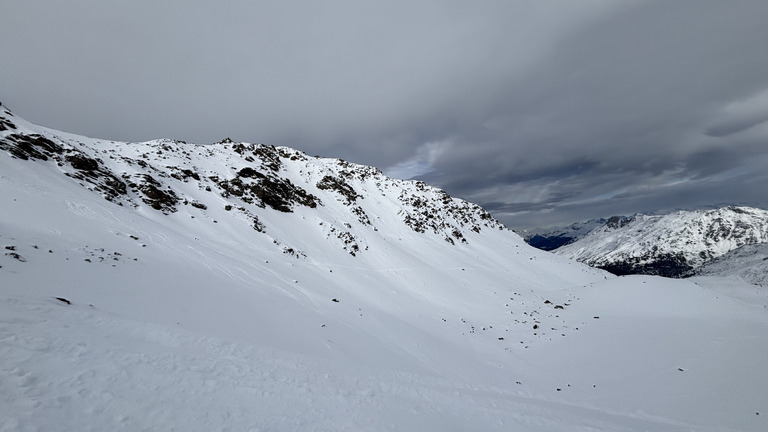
2;0;768;230
414;0;768;228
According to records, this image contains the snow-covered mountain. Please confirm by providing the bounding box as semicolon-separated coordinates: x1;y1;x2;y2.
555;207;768;277
695;243;768;286
0;103;507;255
2;102;767;431
522;218;608;251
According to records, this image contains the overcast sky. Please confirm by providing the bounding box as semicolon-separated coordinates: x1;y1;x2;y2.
3;0;768;229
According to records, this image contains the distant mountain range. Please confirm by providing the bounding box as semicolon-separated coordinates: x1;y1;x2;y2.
521;218;608;251
551;207;768;278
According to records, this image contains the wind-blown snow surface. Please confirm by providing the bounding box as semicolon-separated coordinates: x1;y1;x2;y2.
555;208;768;277
2;104;767;431
695;243;768;287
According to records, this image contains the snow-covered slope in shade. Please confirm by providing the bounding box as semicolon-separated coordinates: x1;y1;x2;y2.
695;243;768;286
522;218;608;251
555;208;768;277
2;102;768;431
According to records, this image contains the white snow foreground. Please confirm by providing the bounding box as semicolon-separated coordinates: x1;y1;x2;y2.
1;106;767;431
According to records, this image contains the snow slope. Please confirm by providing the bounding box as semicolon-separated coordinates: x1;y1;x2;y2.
695;243;768;286
555;208;768;277
2;102;767;431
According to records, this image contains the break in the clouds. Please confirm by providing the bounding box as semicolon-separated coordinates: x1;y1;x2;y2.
2;0;768;229
384;141;451;180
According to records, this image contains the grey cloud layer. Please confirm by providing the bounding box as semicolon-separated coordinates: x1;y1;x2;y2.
2;0;767;229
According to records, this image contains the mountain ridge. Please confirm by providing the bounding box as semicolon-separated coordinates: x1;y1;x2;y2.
555;206;768;277
522;218;609;251
0;101;505;260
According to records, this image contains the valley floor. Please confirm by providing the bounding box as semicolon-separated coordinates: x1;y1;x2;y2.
2;272;766;432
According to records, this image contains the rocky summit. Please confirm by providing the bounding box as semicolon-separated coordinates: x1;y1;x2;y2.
0;101;503;259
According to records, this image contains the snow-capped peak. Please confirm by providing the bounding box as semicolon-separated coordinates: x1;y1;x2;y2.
555;206;768;277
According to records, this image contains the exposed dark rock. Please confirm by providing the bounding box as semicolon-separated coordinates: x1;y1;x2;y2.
168;166;201;181
351;206;372;226
397;186;502;241
5;252;26;262
238;167;263;179
182;169;200;180
66;154;99;170
277;148;307;161
606;215;635;229
0;115;16;131
252;145;282;172
317;175;360;204
218;173;319;213
231;143;283;172
597;252;694;278
0;133;63;161
135;174;179;213
64;152;127;202
219;177;245;197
